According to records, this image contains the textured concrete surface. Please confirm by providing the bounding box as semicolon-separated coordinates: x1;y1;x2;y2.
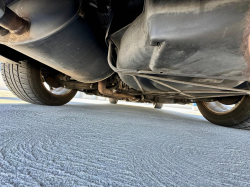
0;98;250;186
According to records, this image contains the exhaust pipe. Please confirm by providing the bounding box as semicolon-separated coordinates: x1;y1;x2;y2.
0;0;29;35
98;80;137;100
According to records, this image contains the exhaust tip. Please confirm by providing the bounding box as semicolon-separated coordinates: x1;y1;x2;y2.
0;0;30;35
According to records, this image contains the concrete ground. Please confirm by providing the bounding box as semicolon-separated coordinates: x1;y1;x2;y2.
1;93;250;186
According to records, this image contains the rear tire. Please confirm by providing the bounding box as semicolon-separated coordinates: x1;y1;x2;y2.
197;96;250;129
153;102;163;109
1;61;77;106
109;98;118;104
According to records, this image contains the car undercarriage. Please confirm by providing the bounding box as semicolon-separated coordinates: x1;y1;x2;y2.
1;0;250;128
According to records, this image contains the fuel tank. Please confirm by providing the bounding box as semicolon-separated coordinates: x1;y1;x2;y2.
0;0;113;83
111;0;250;92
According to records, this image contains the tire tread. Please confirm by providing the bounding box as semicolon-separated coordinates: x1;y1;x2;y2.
1;62;44;105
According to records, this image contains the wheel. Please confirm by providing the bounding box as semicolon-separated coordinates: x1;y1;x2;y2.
109;98;118;104
197;96;250;129
1;61;77;106
153;102;163;109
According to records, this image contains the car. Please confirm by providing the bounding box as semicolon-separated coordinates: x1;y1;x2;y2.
0;0;250;128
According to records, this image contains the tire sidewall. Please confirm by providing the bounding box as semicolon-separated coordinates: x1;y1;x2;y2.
27;62;77;106
197;96;250;127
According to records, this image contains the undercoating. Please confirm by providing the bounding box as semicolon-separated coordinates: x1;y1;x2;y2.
112;0;250;93
0;0;250;96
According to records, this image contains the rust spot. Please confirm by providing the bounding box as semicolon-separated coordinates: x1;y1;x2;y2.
0;28;30;44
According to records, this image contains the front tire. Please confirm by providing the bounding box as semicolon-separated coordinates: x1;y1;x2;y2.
1;61;77;106
197;96;250;129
